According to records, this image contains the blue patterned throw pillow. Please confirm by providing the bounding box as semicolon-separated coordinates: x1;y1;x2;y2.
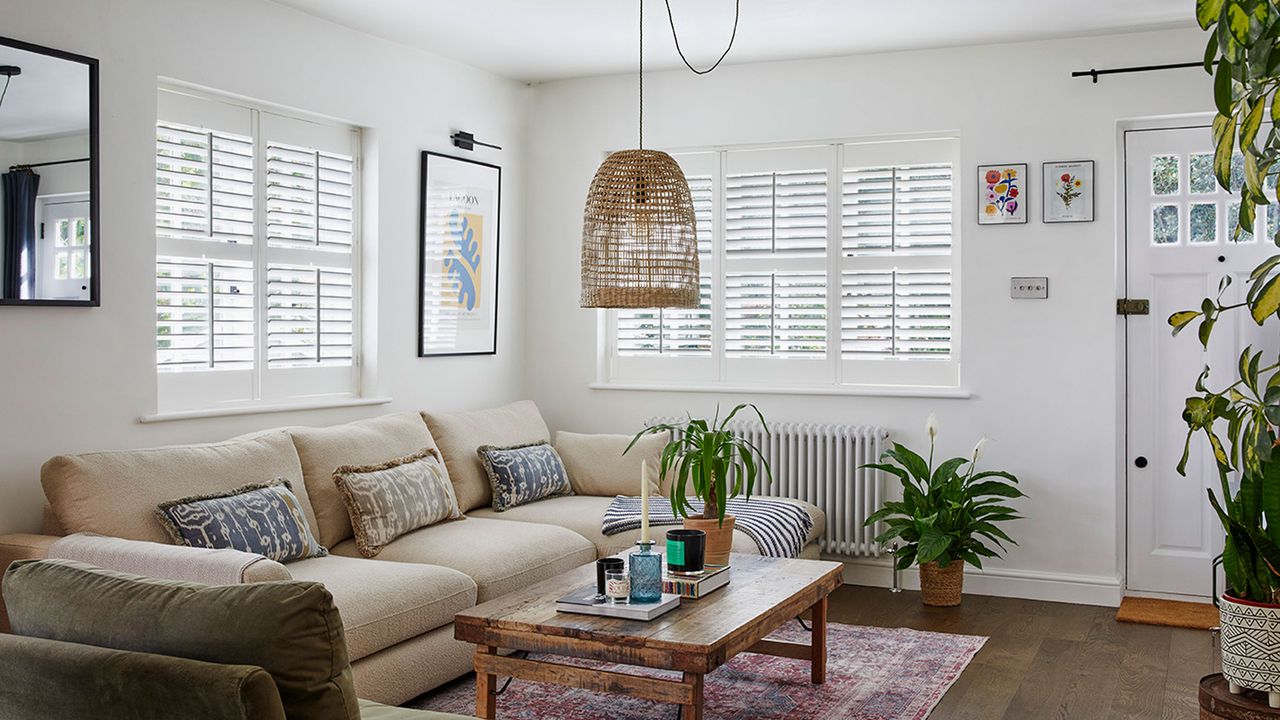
477;442;574;512
155;480;327;562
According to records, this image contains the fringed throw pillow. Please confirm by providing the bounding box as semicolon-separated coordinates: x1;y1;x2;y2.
155;480;328;562
332;448;462;558
477;441;573;512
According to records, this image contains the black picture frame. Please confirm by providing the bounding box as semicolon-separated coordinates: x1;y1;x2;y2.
417;151;502;357
977;163;1029;225
1042;160;1096;224
0;34;100;307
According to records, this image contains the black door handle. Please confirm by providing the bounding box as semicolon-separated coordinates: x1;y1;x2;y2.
1135;456;1148;469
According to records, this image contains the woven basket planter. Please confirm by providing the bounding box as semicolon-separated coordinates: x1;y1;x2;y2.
919;561;964;607
580;149;701;309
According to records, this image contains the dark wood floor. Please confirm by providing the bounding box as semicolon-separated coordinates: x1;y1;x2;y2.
829;585;1216;719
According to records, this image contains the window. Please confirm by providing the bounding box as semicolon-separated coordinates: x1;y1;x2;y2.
604;137;960;391
154;88;361;413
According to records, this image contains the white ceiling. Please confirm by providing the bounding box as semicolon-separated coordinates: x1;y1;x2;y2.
270;0;1195;82
0;45;90;142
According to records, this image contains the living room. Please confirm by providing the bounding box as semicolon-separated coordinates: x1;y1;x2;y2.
0;0;1268;718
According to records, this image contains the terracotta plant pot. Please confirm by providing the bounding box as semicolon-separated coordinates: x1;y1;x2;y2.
682;515;735;567
919;560;964;607
1220;593;1280;708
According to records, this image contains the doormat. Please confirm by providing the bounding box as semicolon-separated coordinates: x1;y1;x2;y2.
1116;596;1218;630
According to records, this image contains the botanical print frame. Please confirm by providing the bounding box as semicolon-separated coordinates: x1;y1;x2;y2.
978;163;1028;225
1042;160;1095;223
418;151;501;357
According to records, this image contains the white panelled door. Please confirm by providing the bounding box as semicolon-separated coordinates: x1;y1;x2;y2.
1125;126;1277;598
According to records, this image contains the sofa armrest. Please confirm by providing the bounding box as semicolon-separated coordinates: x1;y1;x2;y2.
45;533;293;586
0;534;60;633
0;633;287;720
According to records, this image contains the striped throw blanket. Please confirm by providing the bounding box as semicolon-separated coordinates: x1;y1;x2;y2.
602;495;813;558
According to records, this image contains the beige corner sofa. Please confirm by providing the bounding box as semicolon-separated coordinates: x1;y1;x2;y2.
0;400;826;706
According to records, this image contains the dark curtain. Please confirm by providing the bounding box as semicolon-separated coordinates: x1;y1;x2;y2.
2;169;39;300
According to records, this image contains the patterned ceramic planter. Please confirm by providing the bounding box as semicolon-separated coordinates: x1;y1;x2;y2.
1219;593;1280;708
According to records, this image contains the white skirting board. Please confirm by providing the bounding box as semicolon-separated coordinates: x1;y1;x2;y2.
832;556;1124;607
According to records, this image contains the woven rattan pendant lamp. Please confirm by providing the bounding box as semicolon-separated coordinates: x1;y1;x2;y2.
579;0;700;308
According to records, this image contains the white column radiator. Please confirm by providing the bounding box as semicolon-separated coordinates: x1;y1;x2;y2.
647;417;890;557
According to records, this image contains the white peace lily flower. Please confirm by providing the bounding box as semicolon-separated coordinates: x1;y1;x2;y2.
972;435;989;462
925;413;939;440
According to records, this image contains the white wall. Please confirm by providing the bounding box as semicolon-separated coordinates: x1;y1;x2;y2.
525;28;1216;604
0;0;529;533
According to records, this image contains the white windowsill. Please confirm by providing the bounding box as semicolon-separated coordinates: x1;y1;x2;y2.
139;396;393;424
588;382;972;400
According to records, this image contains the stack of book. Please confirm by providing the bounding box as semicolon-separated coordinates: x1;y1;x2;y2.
554;587;681;621
663;566;730;599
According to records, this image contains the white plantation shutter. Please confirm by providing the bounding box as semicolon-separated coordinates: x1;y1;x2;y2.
266;265;354;367
615;172;713;356
155;124;254;245
841;269;952;358
265;143;355;251
602;138;960;391
154;88;361;413
725;272;827;357
840;138;959;386
155;257;254;369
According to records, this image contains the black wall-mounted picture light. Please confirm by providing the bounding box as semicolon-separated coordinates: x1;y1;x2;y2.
451;130;501;152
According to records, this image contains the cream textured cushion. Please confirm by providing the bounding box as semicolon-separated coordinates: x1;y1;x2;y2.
40;431;315;545
468;495;828;558
422;400;550;512
331;516;595;603
334;448;463;558
554;431;670;497
287;554;476;661
289;413;441;548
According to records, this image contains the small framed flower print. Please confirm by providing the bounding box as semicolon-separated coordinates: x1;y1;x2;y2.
978;164;1027;225
1043;160;1094;223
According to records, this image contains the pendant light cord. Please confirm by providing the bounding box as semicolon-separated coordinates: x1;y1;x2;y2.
638;0;644;148
0;76;11;113
665;0;740;75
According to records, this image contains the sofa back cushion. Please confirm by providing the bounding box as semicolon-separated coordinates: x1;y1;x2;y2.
41;431;315;546
4;559;359;720
422;400;551;512
288;412;440;548
555;431;671;497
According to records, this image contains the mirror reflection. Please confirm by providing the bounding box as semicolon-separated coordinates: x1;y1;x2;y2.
0;39;94;303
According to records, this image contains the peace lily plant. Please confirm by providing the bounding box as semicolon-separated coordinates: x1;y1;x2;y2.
863;414;1025;606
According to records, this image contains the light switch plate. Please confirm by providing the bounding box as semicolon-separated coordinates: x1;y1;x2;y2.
1011;277;1049;299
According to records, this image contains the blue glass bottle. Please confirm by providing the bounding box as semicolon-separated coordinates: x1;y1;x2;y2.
629;540;662;603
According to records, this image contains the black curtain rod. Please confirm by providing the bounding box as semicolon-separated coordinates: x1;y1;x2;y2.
1072;61;1208;83
8;157;90;171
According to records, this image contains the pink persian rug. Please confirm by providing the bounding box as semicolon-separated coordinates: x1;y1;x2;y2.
409;623;986;720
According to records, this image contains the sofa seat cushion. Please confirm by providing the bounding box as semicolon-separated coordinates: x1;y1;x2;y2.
422;401;550;513
287;555;476;661
289;412;441;549
467;495;827;558
41;431;315;545
331;517;595;603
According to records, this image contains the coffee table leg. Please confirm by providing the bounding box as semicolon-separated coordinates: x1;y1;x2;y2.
475;645;498;719
682;672;704;720
811;596;827;685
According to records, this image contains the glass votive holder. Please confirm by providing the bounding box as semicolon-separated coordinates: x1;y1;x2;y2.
628;540;663;603
605;570;630;604
596;557;625;600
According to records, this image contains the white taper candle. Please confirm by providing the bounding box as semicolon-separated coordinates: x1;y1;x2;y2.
640;461;650;544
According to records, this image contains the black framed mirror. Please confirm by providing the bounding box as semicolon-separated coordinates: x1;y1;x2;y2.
0;35;98;306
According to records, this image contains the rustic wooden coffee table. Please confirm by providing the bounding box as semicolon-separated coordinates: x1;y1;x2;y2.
454;553;844;720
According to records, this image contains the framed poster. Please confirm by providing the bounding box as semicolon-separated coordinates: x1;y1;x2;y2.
418;151;501;357
1042;160;1095;223
978;163;1027;225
